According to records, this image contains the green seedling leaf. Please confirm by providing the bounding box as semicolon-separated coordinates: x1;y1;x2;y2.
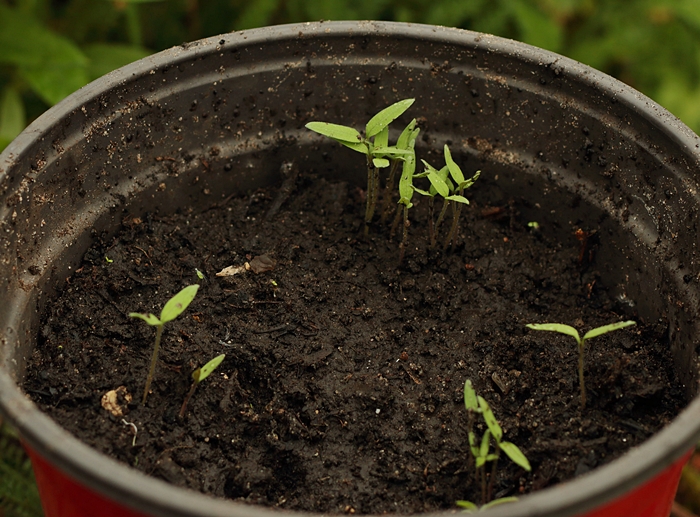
305;122;362;143
481;497;519;510
499;441;531;471
479;429;491;459
195;268;205;280
373;147;414;158
456;500;478;511
193;353;225;383
340;140;370;154
468;431;479;458
373;158;390;168
398;151;417;206
412;187;432;196
446;194;470;205
582;321;636;341
160;284;199;323
464;379;479;411
427;170;450;198
478;396;503;442
526;323;581;345
374;126;389;149
444;144;465;184
128;312;161;326
397;119;417;149
365;98;415;138
457;170;481;190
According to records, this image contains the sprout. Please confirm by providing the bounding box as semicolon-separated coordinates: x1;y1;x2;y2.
129;284;200;405
391;122;420;263
306;99;415;236
461;379;530;507
179;354;225;419
414;145;479;250
456;497;519;513
525;320;636;408
195;268;205;281
442;145;480;250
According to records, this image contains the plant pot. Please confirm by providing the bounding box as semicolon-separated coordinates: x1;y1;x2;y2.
1;20;700;517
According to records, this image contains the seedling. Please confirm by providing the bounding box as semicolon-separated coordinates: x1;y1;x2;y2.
442;145;480;250
414;145;480;249
179;353;225;419
413;160;449;248
525;320;636;408
306;99;415;236
460;380;531;507
129;284;200;405
392;122;421;263
456;497;519;513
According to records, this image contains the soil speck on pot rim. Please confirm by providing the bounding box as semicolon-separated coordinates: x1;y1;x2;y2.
24;172;685;514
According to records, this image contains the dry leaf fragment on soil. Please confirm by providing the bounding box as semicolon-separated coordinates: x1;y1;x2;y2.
216;255;276;277
249;254;276;273
101;386;132;417
216;264;248;277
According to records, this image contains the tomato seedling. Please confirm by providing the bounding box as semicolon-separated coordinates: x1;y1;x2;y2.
306;98;415;236
129;284;200;405
525;320;636;408
179;353;225;419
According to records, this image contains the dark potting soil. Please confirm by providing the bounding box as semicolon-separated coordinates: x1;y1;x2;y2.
24;171;685;514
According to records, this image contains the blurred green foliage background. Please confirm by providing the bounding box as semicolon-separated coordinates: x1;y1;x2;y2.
2;0;700;152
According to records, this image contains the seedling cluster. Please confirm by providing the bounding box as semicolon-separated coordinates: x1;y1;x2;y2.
306;99;480;261
458;379;531;510
526;321;636;408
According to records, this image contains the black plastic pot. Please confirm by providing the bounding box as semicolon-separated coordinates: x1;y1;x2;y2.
1;21;700;517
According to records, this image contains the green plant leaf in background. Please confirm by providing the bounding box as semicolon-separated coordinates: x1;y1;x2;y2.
83;43;151;81
0;87;26;151
234;0;282;30
0;4;90;106
510;0;563;52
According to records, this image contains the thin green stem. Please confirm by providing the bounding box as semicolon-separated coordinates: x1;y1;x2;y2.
487;452;499;502
480;465;487;506
380;159;400;223
444;198;459;251
579;342;586;408
365;163;374;237
390;203;402;241
142;324;163;405
428;197;436;248
178;380;198;419
435;198;449;238
399;205;409;264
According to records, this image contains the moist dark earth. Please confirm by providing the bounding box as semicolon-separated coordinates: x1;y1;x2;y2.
24;171;685;514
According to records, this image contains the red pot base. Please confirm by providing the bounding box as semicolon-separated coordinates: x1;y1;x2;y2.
25;443;692;517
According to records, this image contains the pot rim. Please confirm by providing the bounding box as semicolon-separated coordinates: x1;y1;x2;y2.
1;20;700;517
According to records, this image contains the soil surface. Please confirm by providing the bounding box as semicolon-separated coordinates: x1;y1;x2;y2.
24;170;685;514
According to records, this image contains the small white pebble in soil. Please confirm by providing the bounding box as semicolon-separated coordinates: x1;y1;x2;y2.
375;409;381;414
